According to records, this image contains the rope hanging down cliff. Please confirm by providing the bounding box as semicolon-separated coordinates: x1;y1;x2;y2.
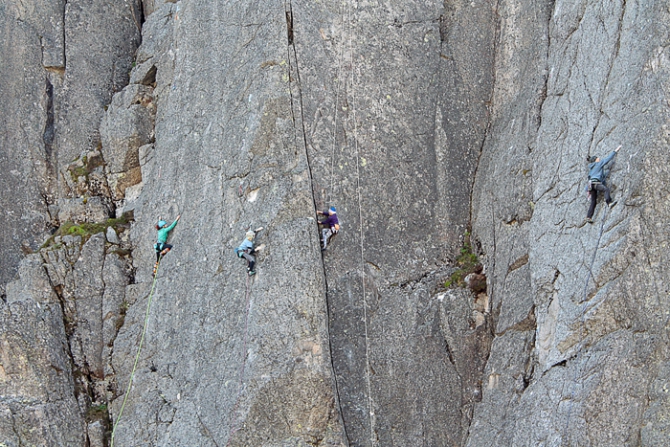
344;2;376;444
110;255;163;447
225;272;254;447
323;0;376;442
562;206;609;447
326;0;346;206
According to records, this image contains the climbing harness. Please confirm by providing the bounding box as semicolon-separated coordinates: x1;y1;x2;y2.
110;255;163;447
562;207;609;446
225;272;254;447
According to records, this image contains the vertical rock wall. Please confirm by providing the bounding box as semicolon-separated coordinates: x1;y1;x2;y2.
106;1;346;445
292;0;496;445
2;0;670;446
469;0;670;446
1;1;141;445
0;255;85;446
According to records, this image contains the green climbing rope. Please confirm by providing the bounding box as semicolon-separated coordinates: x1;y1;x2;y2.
110;257;162;447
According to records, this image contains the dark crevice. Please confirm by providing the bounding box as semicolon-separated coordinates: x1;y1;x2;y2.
285;8;294;45
467;0;500;232
138;0;146;27
10;411;23;446
552;359;568;368
129;2;143;35
141;65;158;86
43;77;55;161
284;1;349;444
535;75;548;133
42;76;59;208
438;14;446;42
442;333;456;366
521;328;537;392
62;0;68;69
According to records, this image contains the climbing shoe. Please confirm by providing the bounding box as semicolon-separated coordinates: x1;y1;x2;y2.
248;270;256;276
608;201;617;209
584;217;593;224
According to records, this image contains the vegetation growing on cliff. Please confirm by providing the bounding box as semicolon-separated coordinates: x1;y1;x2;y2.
444;231;482;288
41;216;130;249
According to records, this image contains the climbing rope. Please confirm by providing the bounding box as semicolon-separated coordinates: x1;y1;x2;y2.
562;207;609;446
225;273;254;447
326;0;346;206
110;255;163;447
344;2;376;444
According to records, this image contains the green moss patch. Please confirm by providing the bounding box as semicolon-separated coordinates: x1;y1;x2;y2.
444;231;481;288
41;216;130;249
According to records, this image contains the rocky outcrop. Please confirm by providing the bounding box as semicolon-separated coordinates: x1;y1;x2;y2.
0;0;141;284
0;255;85;446
1;1;142;445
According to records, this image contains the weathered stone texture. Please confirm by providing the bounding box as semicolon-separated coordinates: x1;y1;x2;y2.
0;255;85;446
107;1;345;446
469;0;670;446
2;0;670;446
53;0;142;168
0;2;54;287
101;84;156;201
0;0;141;286
291;0;496;444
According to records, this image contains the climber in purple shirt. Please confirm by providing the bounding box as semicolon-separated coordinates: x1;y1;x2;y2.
317;206;339;251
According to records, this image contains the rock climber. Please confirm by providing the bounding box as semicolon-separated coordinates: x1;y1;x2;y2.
235;228;264;276
584;145;621;224
317;206;339;251
153;215;180;275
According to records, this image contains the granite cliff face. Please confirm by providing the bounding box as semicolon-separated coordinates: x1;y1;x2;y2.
1;0;669;446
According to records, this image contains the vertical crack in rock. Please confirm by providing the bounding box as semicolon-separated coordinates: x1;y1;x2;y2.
586;1;626;155
535;0;555;134
62;0;68;69
43;76;56;172
41;259;83;418
284;1;350;443
130;1;144;35
468;0;500;229
285;0;309;160
41;74;59;215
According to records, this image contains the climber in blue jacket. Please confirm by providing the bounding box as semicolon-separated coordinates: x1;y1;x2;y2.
585;145;620;223
235;228;264;276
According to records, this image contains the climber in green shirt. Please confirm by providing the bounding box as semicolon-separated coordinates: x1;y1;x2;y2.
154;215;180;262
